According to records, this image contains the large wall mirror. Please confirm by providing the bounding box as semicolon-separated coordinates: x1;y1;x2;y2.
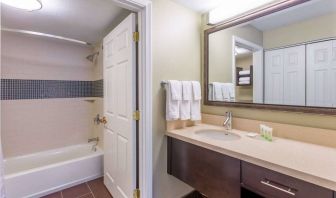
204;0;336;114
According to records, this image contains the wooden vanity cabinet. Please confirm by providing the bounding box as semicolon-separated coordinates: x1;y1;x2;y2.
241;162;333;198
167;137;241;198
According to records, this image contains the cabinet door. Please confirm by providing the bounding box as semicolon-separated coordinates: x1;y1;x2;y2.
265;49;284;105
242;162;333;198
167;137;241;198
307;40;333;107
283;45;305;106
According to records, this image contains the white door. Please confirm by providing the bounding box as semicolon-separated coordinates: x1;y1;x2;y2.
307;40;333;107
103;13;136;198
253;50;263;103
331;40;336;107
283;45;305;106
265;49;284;105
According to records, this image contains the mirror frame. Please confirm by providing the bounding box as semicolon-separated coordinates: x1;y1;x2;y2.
204;0;336;115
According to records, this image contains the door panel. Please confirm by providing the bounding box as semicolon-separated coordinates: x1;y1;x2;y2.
307;41;332;107
253;50;263;103
103;13;136;198
283;45;305;106
265;49;284;104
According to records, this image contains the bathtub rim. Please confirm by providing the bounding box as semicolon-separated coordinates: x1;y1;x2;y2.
4;143;103;179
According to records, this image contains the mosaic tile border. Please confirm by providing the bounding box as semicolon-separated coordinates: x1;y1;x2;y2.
0;79;103;100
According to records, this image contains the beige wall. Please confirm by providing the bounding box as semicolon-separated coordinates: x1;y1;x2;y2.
1;32;98;157
152;0;201;197
209;25;263;83
263;12;336;49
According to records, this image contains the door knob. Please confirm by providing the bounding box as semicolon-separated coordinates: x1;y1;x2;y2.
100;116;107;124
94;114;108;125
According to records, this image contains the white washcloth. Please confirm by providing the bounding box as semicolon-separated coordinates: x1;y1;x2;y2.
191;81;201;121
239;70;250;75
166;80;182;120
212;82;223;101
239;81;250;85
239;77;250;82
180;81;192;120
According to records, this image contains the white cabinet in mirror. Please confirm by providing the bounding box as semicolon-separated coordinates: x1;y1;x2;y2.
206;0;336;109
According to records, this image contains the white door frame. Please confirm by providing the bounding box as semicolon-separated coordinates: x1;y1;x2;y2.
110;0;152;198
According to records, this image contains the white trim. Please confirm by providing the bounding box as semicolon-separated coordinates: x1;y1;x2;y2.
111;1;152;198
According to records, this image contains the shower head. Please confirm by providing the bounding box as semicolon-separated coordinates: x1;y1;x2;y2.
86;52;99;62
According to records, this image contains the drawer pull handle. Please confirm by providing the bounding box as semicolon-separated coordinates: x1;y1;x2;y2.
261;180;296;196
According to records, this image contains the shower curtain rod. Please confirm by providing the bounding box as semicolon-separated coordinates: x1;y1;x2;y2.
1;27;92;46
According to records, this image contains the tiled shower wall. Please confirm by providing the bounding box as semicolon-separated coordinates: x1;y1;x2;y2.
1;32;103;157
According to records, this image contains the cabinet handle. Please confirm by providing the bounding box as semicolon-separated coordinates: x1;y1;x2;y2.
261;179;296;196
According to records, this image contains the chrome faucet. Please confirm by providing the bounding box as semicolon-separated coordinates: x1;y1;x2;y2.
223;112;232;130
88;137;99;152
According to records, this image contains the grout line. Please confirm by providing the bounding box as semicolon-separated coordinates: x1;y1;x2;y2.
86;182;96;198
77;192;93;198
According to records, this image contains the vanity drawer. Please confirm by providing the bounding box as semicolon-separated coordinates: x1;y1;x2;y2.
241;162;333;198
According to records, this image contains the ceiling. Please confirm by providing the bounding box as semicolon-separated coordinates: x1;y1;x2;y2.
249;0;336;31
172;0;223;13
1;0;130;44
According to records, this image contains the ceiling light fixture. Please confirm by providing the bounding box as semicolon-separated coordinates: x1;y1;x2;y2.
1;0;42;11
208;0;279;25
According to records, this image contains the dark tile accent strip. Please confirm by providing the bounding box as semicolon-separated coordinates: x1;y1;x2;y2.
0;79;103;100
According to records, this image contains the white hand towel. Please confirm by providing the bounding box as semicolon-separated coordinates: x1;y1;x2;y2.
227;83;235;101
239;70;250;75
239;77;250;82
212;82;223;101
166;80;182;120
191;81;201;121
221;83;231;101
180;81;192;120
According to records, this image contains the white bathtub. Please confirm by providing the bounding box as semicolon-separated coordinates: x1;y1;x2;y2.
4;143;103;198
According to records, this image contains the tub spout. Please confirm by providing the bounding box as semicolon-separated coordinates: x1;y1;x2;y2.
88;137;99;152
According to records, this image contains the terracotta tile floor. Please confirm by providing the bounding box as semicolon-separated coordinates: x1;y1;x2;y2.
41;177;112;198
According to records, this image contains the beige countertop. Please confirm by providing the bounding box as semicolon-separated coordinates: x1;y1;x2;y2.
166;123;336;191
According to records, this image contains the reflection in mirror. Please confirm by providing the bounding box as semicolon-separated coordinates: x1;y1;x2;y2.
207;0;336;108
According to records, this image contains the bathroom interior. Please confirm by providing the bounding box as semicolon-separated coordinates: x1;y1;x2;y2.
1;0;336;198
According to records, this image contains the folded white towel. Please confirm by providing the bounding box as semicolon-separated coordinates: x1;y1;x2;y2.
239;70;250;75
166;80;182;120
180;81;192;120
239;81;250;85
239;77;250;82
192;81;201;100
169;80;182;100
191;81;201;121
222;83;235;102
212;82;223;101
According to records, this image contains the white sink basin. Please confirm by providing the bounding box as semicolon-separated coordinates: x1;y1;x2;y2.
195;129;240;141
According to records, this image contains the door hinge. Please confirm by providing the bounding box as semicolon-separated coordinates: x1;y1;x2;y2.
133;31;139;42
133;188;140;198
133;110;140;121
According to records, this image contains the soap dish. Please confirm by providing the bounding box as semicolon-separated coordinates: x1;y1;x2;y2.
246;132;259;138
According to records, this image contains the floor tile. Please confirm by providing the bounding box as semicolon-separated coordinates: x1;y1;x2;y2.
78;193;94;198
40;191;62;198
62;183;91;198
88;177;113;198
